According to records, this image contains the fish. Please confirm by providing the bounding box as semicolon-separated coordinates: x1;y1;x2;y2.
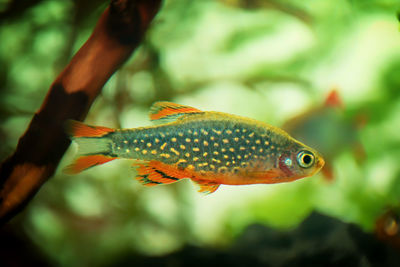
65;102;325;194
375;207;400;251
282;90;366;182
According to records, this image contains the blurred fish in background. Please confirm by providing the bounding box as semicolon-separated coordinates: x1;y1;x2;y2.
282;89;366;181
376;207;400;251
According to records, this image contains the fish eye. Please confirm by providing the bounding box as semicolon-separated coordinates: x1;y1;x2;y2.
297;150;315;168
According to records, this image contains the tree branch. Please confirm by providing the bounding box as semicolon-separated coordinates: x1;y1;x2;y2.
0;0;162;225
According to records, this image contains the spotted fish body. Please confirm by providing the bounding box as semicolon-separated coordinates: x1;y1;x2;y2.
66;102;324;193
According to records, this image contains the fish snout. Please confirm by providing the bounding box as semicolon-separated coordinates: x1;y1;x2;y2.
316;156;325;170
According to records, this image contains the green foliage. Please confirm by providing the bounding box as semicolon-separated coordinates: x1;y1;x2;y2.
1;0;400;266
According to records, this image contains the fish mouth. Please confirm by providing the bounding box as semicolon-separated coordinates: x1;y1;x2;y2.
308;157;324;177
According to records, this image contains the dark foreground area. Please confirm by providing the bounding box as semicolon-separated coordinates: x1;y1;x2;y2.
113;212;400;267
1;212;399;267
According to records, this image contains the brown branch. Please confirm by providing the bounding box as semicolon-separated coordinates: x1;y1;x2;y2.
0;0;162;225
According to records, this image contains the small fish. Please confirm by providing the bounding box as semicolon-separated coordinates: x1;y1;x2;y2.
282;89;366;182
65;102;324;193
375;207;400;251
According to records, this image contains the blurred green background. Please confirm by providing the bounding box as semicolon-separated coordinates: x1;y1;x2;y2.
1;0;400;266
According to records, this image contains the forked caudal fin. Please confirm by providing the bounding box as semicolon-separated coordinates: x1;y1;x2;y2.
65;120;114;138
64;155;116;174
64;120;117;174
149;102;203;123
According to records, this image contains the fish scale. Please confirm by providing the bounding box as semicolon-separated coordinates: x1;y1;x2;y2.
65;102;324;194
110;120;280;175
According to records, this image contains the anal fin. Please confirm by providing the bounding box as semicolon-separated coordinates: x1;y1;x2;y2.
134;160;220;194
134;161;183;186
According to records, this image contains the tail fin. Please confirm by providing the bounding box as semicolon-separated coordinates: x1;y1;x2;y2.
64;120;117;174
66;120;114;138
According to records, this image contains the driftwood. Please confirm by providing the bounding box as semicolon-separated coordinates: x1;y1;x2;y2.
0;0;162;224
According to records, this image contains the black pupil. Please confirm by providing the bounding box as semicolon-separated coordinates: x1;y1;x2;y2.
303;154;312;165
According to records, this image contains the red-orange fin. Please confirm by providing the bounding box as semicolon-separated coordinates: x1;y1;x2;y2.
321;163;334;182
194;180;220;194
66;120;114;138
134;161;183;186
324;89;344;109
149;102;202;122
64;155;117;174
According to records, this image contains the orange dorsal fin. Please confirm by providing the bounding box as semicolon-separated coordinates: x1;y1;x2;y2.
66;120;114;138
134;161;186;186
64;155;116;174
149;102;202;122
324;89;343;109
194;180;220;194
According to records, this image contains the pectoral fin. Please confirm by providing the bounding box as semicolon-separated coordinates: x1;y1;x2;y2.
193;180;220;194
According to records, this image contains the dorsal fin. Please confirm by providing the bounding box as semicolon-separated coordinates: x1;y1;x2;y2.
149;102;202;122
324;89;343;108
